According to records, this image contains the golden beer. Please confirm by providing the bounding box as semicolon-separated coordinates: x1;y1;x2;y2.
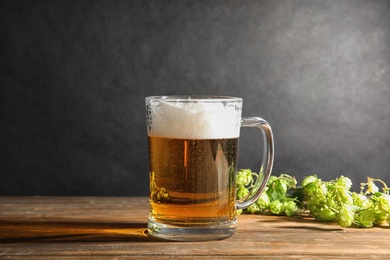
148;136;238;225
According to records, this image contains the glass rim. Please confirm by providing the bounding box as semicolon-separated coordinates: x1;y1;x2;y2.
145;95;242;102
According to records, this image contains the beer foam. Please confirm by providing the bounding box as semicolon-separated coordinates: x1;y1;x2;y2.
148;100;241;139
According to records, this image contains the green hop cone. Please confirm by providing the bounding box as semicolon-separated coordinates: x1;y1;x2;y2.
269;200;284;215
336;175;353;190
354;209;377;228
302;176;327;206
256;191;270;212
301;175;318;187
246;203;261;214
331;176;353;205
352;192;372;209
236;169;254;187
284;200;299;217
337;204;354;227
371;193;390;223
237;186;250;200
309;204;337;222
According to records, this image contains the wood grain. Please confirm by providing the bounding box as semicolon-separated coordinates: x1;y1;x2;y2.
1;197;389;259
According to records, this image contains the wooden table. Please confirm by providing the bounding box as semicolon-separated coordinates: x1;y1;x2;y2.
0;197;389;259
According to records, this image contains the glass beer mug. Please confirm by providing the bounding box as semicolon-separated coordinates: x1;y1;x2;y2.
145;96;274;241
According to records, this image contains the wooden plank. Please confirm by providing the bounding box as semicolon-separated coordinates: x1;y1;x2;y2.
1;197;390;259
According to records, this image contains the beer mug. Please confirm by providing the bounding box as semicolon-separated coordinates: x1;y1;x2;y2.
145;96;274;241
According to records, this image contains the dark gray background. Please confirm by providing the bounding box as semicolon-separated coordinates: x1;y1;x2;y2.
1;0;389;196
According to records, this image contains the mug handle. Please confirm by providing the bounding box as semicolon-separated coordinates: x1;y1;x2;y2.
236;117;274;210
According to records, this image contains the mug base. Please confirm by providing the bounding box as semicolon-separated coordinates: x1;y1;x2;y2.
147;217;237;241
